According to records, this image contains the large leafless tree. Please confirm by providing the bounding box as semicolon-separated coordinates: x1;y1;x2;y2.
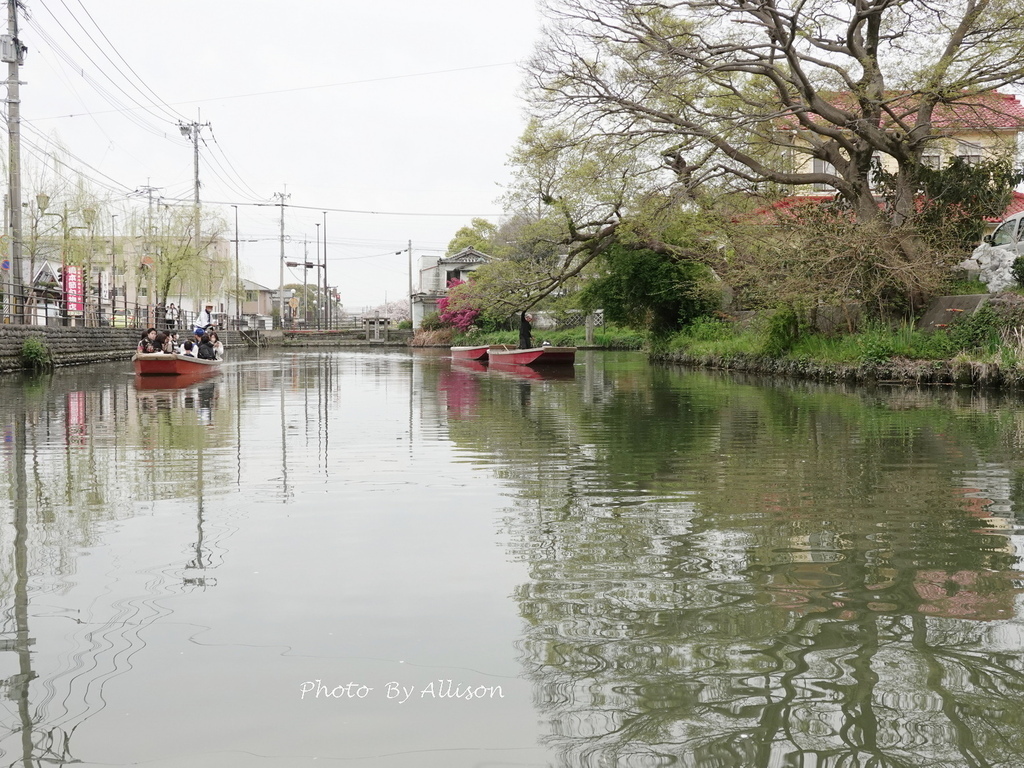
521;0;1024;252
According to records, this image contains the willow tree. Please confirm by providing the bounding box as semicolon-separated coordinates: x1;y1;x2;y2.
126;205;229;308
516;0;1024;310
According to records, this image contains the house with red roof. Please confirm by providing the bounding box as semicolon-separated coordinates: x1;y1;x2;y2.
750;91;1024;230
784;90;1024;190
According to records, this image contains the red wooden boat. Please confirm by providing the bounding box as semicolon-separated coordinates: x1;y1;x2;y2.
450;345;490;361
487;345;576;366
132;352;222;376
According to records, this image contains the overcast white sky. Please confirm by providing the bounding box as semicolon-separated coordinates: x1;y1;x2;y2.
17;0;543;310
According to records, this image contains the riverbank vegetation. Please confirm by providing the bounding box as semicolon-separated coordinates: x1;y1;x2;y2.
663;296;1024;370
415;1;1024;380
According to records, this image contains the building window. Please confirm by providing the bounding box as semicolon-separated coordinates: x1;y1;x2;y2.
246;291;256;302
812;158;836;191
956;143;983;165
921;152;942;169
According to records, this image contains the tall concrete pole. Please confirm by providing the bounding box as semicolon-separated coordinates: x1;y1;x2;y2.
274;189;289;327
322;211;328;328
6;0;25;321
178;119;209;260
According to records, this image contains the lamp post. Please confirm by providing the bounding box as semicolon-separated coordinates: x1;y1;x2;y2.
36;195;88;326
111;213;120;321
81;207;96;326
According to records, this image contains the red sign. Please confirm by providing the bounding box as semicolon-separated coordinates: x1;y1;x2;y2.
64;265;84;313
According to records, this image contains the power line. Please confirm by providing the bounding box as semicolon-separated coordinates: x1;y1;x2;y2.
66;0;188;123
30;62;518;121
26;6;183;137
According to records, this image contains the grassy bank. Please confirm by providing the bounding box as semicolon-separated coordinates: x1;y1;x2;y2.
656;301;1024;386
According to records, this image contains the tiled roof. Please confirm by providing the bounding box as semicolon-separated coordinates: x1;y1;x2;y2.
986;191;1024;222
781;90;1024;131
439;246;491;264
748;191;1024;225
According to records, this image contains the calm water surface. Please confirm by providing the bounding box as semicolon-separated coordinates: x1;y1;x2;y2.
2;349;1024;767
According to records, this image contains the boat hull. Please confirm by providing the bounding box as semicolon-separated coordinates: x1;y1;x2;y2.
487;346;576;366
450;345;490;361
132;353;222;376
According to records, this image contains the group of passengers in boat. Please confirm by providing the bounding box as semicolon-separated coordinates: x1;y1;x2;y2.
136;327;223;360
136;301;225;360
136;305;224;362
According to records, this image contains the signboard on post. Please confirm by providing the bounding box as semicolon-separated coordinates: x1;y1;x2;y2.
64;265;84;315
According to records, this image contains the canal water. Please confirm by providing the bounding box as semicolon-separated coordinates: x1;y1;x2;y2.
2;349;1024;767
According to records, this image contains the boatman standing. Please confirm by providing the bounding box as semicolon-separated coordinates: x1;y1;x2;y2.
519;312;533;349
194;303;215;335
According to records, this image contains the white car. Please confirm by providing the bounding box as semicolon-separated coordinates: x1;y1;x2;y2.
963;210;1024;291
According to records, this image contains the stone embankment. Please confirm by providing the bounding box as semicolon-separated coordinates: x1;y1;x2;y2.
0;326;415;373
653;351;1024;388
0;326;140;373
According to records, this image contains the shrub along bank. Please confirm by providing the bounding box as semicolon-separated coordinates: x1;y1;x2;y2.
654;293;1024;388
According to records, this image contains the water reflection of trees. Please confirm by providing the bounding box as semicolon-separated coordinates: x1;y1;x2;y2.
439;357;1024;767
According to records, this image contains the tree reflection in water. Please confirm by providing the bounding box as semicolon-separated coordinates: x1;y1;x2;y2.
493;369;1024;768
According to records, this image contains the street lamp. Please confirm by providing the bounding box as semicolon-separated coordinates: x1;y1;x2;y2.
37;196;89;326
81;208;97;325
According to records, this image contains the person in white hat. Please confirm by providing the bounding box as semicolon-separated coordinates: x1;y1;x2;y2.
194;303;215;335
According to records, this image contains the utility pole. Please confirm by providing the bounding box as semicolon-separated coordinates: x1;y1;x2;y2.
231;204;239;329
5;0;26;322
322;211;329;328
274;188;289;327
178;118;210;258
136;183;159;320
407;239;413;326
315;222;321;331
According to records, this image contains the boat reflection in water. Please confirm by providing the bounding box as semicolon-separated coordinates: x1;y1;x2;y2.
488;360;576;381
450;358;488;374
134;374;220;425
133;368;221;391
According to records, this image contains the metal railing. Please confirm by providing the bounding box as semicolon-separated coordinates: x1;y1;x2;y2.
2;284;406;333
0;284;224;333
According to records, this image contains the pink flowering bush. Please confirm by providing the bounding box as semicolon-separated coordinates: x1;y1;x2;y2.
437;279;480;332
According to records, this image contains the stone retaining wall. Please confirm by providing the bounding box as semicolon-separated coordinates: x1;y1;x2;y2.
0;326;414;373
652;350;1024;388
0;326;139;373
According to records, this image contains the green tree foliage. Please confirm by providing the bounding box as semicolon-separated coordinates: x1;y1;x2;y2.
142;206;229;306
446;218;499;256
512;0;1024;317
580;244;719;336
529;1;1024;227
873;156;1024;252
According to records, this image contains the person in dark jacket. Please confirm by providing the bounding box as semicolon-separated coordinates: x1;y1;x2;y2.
196;333;217;360
518;312;533;349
